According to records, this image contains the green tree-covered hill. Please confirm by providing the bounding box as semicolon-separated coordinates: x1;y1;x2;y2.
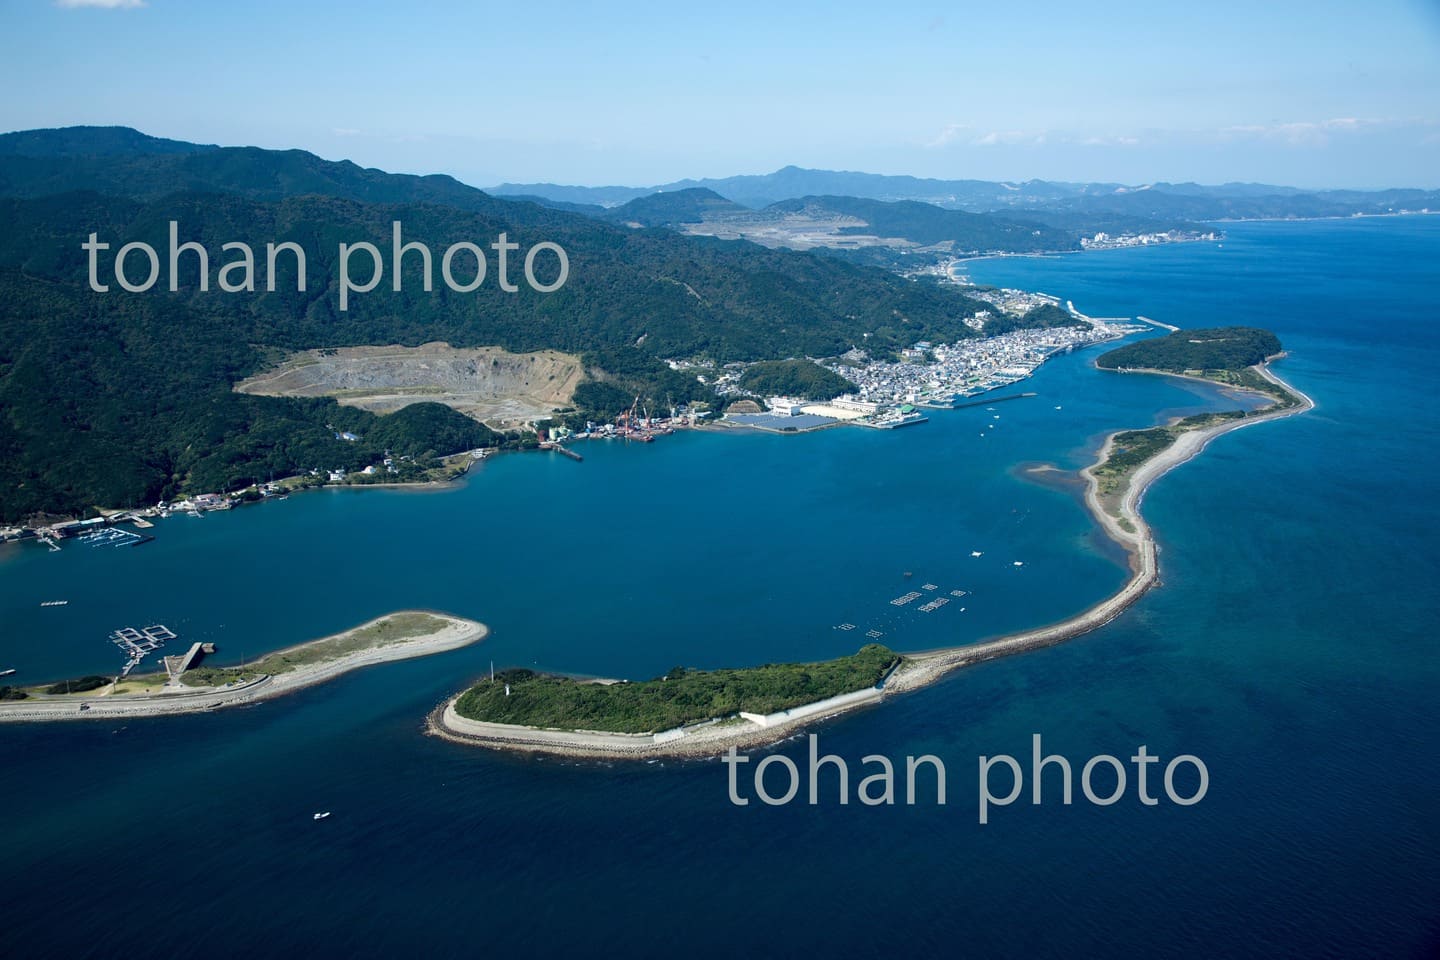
737;359;858;400
1096;327;1282;372
0;129;1002;519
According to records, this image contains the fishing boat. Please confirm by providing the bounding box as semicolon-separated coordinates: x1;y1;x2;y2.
313;811;331;821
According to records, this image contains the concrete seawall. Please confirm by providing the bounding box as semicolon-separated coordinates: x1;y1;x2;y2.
431;684;887;759
740;686;883;727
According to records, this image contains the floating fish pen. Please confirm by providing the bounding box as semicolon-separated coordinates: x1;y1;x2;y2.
78;528;153;548
109;624;176;676
918;597;950;613
890;592;923;606
833;623;857;631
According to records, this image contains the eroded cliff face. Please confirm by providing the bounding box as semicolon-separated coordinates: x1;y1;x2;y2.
235;342;584;427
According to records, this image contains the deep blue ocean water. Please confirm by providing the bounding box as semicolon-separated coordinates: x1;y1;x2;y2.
1;217;1436;958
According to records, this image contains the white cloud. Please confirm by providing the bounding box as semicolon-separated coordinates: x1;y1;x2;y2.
1220;117;1389;145
1079;134;1140;147
924;123;969;148
972;130;1045;147
56;0;146;7
927;126;1141;149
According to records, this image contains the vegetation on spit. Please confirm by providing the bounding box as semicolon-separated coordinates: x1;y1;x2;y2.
175;612;450;687
1096;326;1282;373
43;675;111;695
0;613;454;698
1090;325;1304;499
454;643;900;734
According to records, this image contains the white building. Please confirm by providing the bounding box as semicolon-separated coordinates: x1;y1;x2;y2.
767;397;807;416
831;397;881;414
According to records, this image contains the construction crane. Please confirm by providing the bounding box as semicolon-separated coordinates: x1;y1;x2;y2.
619;395;640;440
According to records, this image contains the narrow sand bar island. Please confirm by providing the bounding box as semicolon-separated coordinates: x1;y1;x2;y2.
431;346;1313;760
0;611;487;722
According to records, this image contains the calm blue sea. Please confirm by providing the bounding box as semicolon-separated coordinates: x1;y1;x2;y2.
1;217;1436;959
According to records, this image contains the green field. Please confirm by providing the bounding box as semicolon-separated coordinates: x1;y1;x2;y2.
454;644;899;735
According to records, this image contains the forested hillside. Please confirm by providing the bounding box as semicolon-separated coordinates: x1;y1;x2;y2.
0;130;1000;519
1097;327;1282;371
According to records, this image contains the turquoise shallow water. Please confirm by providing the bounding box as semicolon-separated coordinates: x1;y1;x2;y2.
1;217;1437;958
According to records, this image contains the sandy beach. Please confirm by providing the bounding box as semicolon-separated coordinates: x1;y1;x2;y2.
431;361;1313;759
0;612;487;723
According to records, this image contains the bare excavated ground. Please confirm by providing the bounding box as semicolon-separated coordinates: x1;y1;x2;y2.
235;342;584;427
676;205;938;252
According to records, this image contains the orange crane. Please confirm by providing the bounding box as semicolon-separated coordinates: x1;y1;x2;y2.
618;395;641;440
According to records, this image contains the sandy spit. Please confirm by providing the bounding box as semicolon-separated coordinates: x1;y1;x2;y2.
430;362;1313;760
0;613;487;723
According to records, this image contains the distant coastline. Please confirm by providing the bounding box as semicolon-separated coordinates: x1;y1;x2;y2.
429;359;1313;759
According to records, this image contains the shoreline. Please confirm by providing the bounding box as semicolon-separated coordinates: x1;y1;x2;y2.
0;449;492;552
425;685;887;760
0;612;487;723
430;360;1313;759
891;360;1313;691
2;321;1124;546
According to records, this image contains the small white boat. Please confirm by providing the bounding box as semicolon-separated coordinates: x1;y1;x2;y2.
1013;561;1024;567
970;551;983;558
313;811;331;821
1054;405;1062;410
0;668;15;678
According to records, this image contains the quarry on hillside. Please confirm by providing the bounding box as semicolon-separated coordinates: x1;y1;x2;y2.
235;343;585;428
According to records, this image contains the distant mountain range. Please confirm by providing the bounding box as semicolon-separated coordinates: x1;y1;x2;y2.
592;188;1083;258
491;164;1440;220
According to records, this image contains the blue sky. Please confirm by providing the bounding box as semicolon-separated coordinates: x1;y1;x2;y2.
2;0;1438;189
